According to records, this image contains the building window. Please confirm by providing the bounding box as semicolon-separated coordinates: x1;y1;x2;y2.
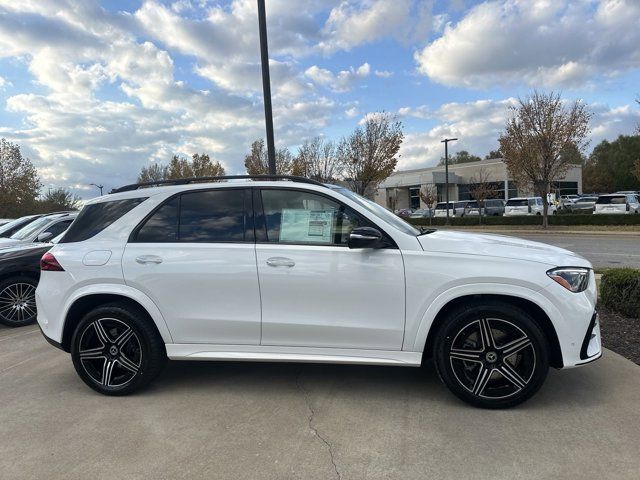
409;187;420;209
553;181;578;196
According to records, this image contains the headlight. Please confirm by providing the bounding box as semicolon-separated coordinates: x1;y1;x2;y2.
546;267;590;293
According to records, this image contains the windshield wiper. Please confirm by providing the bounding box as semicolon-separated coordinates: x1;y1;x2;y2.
418;227;437;235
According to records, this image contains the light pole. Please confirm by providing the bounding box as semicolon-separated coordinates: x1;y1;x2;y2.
90;183;104;196
257;0;276;175
440;138;458;225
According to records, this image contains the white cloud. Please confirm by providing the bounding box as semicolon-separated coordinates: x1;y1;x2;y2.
374;70;393;78
305;62;370;92
320;0;432;53
398;105;430;119
345;106;359;118
415;0;640;88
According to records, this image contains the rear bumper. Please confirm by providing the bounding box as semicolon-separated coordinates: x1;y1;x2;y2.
38;325;66;352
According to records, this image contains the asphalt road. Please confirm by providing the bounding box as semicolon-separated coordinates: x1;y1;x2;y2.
505;233;640;269
1;323;640;480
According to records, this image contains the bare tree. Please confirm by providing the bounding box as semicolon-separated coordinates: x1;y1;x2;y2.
138;163;169;183
137;153;224;183
293;137;343;182
38;187;81;213
469;168;498;224
498;91;591;228
244;139;293;175
419;185;437;225
338;112;403;197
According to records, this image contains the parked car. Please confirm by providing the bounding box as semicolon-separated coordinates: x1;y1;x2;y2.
0;212;76;248
504;197;556;216
409;208;434;219
568;196;598;213
615;191;639;196
36;176;601;409
465;199;505;217
0;219;14;227
594;194;640;214
434;201;467;217
395;208;414;219
559;195;580;211
0;215;43;238
0;234;65;327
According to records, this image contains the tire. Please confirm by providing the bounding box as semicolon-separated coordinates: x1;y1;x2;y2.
0;276;38;327
433;301;549;409
71;303;167;396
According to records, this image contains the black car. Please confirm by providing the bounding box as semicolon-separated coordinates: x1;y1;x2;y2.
0;242;51;327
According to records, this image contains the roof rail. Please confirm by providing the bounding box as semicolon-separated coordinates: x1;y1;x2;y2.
110;175;326;194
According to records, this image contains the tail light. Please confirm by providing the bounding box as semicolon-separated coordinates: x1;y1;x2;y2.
41;252;65;271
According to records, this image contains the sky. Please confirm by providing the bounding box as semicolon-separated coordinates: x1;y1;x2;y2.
0;0;639;198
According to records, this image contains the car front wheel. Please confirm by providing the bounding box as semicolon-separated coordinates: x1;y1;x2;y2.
0;276;38;327
434;301;549;409
71;303;166;395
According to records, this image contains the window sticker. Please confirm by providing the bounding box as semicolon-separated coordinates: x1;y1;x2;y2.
279;209;335;243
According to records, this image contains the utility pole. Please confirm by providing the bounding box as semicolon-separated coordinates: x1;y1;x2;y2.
441;138;458;225
90;183;104;196
257;0;276;175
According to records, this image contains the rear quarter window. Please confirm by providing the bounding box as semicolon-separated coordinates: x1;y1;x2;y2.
60;198;147;243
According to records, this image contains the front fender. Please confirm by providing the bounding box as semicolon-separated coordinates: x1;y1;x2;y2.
407;282;561;352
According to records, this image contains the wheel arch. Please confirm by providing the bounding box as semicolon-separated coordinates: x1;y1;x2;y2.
61;290;172;353
421;294;563;368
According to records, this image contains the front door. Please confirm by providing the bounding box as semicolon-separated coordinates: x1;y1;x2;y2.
254;188;405;350
122;188;261;345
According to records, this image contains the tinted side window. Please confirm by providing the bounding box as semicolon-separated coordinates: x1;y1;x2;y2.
260;189;364;246
135;197;179;242
179;190;246;242
45;219;73;238
61;198;146;243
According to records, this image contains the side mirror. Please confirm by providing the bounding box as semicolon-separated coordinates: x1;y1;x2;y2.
37;231;53;242
348;227;383;249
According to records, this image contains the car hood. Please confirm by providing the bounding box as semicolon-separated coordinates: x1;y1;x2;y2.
417;230;591;268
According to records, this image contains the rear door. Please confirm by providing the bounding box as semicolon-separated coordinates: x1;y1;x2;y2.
122;188;261;345
254;188;405;350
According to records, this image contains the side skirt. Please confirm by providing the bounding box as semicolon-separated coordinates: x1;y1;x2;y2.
166;344;422;367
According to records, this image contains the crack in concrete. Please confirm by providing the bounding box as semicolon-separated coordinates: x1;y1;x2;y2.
296;373;342;480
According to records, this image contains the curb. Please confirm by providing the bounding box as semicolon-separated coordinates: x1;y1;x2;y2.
435;228;640;236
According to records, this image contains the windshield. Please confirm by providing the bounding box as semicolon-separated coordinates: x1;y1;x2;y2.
9;216;54;240
435;202;451;210
331;187;420;236
0;216;36;236
596;196;625;205
506;199;528;207
465;201;479;208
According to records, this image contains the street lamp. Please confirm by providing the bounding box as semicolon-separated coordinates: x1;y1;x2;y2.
90;183;104;196
440;137;458;225
257;0;276;175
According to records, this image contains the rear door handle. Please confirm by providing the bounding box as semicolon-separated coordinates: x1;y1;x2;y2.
266;257;295;267
135;255;163;265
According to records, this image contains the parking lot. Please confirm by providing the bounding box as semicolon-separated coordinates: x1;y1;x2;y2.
2;323;639;480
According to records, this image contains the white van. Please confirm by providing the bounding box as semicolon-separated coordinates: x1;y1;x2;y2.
504;197;557;216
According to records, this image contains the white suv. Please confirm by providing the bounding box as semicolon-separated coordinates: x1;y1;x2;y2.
36;176;601;408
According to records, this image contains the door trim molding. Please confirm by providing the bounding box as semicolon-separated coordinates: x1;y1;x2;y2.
166;344;422;366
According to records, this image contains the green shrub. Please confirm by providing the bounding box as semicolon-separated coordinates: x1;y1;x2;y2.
407;213;640;227
600;268;640;318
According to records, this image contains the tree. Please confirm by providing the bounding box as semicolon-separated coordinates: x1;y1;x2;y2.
498;91;591;228
583;135;640;193
292;137;343;182
633;159;640;183
560;142;586;165
438;150;481;166
469;168;498;224
137;153;225;183
38;188;81;213
338;112;403;197
485;149;502;160
244;139;293;175
138;163;169;183
0;138;42;217
419;185;437;225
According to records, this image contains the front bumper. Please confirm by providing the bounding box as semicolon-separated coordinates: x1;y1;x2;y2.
576;311;602;365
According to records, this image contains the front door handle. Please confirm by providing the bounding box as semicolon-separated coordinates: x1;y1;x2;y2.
266;257;295;267
135;255;163;265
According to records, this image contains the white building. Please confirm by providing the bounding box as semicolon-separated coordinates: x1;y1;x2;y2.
374;158;582;210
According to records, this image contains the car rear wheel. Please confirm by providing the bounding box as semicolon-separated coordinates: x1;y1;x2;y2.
71;303;166;395
434;301;549;409
0;276;38;327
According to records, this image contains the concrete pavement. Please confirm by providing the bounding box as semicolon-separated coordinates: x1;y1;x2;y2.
1;323;640;479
